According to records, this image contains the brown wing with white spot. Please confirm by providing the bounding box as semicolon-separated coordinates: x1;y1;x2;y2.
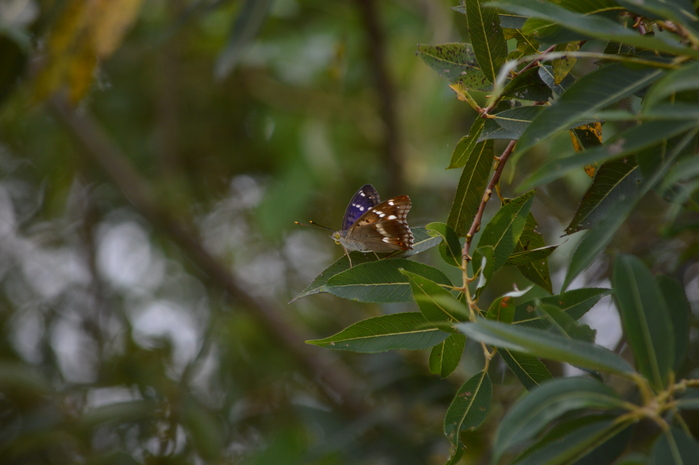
348;195;414;251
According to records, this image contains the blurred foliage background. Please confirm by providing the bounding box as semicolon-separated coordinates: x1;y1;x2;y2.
0;0;697;464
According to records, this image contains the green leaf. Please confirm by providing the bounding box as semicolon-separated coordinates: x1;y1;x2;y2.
535;303;596;343
661;149;699;191
514;287;611;328
306;313;449;353
447;140;493;237
538;64;576;96
563;126;698;289
401;269;468;327
493;377;625;463
502;66;553;102
444;370;492;447
290;228;440;302
519;119;699;191
507;240;556;265
429;333;466;378
486;0;699;59
657;276;691;371
474;190;535;271
500;349;553;390
416;43;491;90
466;0;508;84
486;294;518;323
513;417;632;465
479;106;546;142
565;159;642;235
514;63;665;157
511;216;554;293
427;222;463;268
456;319;635;374
650;427;699;465
325;259;452;303
613;255;674;390
645;62;699;109
448;117;486;169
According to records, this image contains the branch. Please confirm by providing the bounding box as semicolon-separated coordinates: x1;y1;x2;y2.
355;0;404;193
463;140;517;260
50;97;372;417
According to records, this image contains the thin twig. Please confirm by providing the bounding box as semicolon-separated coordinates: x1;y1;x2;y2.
462;140;517;261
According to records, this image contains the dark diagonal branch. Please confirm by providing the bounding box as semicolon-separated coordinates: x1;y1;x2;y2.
355;0;404;193
50;97;370;416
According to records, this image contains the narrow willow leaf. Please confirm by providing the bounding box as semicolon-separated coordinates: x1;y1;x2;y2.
502;66;552;102
538;64;576;96
513;418;632;465
499;13;528;29
416;43;491;90
563;129;698;290
613;255;674;390
536;303;596;343
290;227;438;302
474;191;535;271
401;269;468;326
650;427;699;465
657;276;691;371
466;0;508;83
512;215;553;293
448;118;486;169
486;295;517;323
478;106;546;142
429;333;466;378
306;313;448;353
480;118;522;141
508;244;556;268
325;259;452;303
514;287;610;328
515;63;665;156
426;222;463;268
456;319;634;374
565;159;642;235
500;349;553;390
519;119;699;191
493;377;625;463
444;371;492;446
486;0;699;59
644;62;699;108
447;140;493;237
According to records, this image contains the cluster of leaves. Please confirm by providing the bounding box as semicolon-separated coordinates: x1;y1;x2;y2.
296;0;699;463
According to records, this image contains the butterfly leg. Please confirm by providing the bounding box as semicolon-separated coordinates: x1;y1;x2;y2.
372;252;380;261
343;246;353;267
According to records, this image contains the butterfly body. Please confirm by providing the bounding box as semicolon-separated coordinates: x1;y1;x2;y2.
332;185;414;256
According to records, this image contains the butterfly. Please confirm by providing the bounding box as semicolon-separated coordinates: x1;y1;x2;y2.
297;184;414;266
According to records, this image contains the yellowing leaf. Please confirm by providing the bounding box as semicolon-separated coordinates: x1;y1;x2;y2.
32;0;144;104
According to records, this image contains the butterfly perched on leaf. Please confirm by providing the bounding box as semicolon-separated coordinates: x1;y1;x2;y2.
297;184;414;266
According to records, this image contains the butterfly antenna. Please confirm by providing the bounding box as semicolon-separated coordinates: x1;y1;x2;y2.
294;220;334;231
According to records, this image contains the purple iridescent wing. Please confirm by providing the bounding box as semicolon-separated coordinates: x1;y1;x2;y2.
341;184;381;231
